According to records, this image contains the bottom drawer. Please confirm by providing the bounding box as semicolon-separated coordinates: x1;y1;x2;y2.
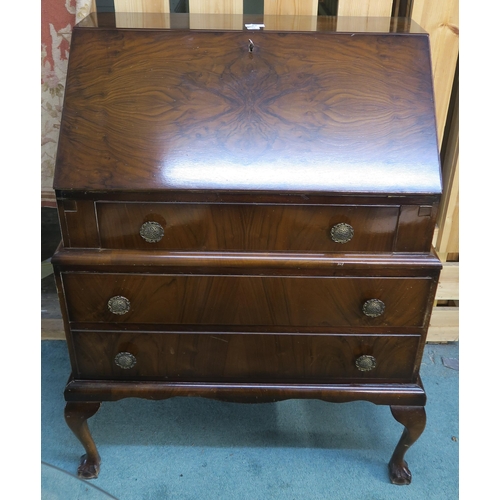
71;331;420;383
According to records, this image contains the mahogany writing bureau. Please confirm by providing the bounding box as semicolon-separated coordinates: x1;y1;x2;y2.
52;12;442;485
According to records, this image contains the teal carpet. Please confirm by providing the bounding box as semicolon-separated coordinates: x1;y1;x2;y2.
41;340;458;499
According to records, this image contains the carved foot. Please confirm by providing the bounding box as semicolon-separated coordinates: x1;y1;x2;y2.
77;453;101;479
64;402;102;479
388;405;426;485
388;458;412;485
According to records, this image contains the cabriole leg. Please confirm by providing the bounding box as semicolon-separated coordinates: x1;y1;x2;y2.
388;405;426;485
64;401;102;479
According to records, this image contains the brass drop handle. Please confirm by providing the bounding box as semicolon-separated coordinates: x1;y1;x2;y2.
330;223;354;243
107;295;130;315
114;352;137;369
140;221;164;243
362;299;385;318
355;355;376;372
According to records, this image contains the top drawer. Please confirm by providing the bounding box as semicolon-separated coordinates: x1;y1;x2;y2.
95;203;399;252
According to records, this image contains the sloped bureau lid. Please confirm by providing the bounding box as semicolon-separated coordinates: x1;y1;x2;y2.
54;15;441;195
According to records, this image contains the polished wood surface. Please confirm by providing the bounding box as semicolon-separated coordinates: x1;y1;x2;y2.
54;27;440;195
64;377;427;406
97;203;399;252
57;197;439;253
52;245;443;275
53;15;442;483
62;273;433;328
71;331;420;382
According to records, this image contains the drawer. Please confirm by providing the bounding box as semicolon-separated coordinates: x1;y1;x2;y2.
62;273;433;328
96;203;399;252
71;331;420;382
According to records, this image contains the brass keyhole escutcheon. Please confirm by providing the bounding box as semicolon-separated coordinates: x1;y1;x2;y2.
330;223;354;243
107;296;130;315
114;352;137;370
355;355;376;372
140;221;164;243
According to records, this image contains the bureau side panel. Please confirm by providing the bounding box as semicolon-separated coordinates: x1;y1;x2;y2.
57;199;100;248
395;203;440;252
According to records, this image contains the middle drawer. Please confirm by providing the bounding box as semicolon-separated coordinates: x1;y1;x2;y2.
96;203;399;252
62;273;433;329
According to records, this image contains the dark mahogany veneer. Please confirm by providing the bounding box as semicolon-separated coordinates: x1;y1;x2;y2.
52;12;441;485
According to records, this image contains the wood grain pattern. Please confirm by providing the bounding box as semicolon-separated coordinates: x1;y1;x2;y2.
189;1;243;30
337;0;393;17
435;66;459;259
71;330;420;382
60;200;99;248
61;273;433;328
427;306;458;342
54;28;441;195
411;0;459;147
395;204;438;252
52;246;442;276
434;263;458;301
190;0;243;15
53;16;443;482
337;0;393;32
264;0;318;16
114;0;170;13
96;202;399;252
64;377;427;405
114;0;171;28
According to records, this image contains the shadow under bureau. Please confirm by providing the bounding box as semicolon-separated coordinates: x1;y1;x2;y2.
52;12;442;485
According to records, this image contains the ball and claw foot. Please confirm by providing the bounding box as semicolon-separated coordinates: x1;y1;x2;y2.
388;458;412;485
77;454;101;480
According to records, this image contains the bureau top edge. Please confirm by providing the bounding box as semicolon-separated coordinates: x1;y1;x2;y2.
54;190;441;205
76;13;427;35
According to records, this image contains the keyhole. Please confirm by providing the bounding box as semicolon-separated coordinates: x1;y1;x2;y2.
248;39;254;52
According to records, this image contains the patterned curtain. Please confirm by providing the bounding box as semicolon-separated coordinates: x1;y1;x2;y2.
41;1;94;206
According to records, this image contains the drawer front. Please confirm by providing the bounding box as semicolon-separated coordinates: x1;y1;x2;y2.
62;273;433;328
71;331;420;382
96;203;399;252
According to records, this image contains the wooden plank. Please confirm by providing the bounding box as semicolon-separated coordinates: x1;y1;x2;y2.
411;0;459;147
113;1;170;13
41;319;65;340
436;162;459;259
435;262;458;301
264;0;318;16
114;0;170;27
337;0;392;31
337;0;393;17
189;0;243;15
427;306;458;342
41;260;54;280
446;199;459;255
189;0;243;29
436;61;459;260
